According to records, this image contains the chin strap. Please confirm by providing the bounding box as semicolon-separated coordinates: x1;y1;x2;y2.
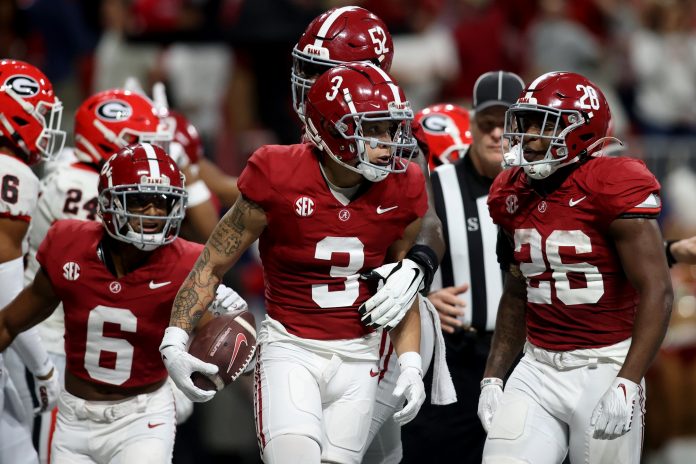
588;136;623;156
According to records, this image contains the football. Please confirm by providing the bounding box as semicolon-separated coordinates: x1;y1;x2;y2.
187;310;257;391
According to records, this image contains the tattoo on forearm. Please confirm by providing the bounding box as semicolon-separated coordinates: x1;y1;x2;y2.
209;197;262;257
171;248;218;332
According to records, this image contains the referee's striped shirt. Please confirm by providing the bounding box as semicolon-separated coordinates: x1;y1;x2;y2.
430;153;503;333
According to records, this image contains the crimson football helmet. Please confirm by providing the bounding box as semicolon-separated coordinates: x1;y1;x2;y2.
98;143;186;251
304;62;416;182
502;71;612;179
74;89;173;166
0;59;65;165
167;110;203;169
415;103;472;170
292;6;394;122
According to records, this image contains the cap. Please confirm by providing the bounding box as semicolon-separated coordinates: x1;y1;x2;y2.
473;71;525;112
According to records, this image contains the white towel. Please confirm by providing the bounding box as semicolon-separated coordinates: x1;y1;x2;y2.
420;296;457;405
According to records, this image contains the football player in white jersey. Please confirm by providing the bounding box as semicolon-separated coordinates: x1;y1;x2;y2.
0;58;64;464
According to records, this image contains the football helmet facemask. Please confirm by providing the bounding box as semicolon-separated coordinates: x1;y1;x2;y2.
292;6;393;122
98;143;186;251
0;59;65;165
304;62;416;182
502;72;612;180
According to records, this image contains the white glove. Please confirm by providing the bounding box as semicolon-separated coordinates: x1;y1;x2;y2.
392;352;426;426
359;259;425;330
33;366;61;415
477;377;503;432
159;326;219;403
590;377;640;440
209;284;248;317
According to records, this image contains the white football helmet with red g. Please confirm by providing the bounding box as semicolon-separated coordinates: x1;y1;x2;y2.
304;62;416;182
98;143;186;251
0;59;65;165
292;6;393;122
502;72;612;179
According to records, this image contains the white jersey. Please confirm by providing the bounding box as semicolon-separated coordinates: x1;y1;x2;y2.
0;153;41;464
0;153;39;254
24;149;100;353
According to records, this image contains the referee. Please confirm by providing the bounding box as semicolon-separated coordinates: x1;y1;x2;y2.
402;71;524;463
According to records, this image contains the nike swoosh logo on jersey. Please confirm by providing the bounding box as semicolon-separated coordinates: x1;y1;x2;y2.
369;369;380;377
568;196;587;207
149;280;171;289
376;205;398;214
148;422;165;429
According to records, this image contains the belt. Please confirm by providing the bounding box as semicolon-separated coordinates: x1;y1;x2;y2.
525;343;617;370
72;394;148;423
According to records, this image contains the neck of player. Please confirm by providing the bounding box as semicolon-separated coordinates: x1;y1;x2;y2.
102;234;154;278
320;154;364;188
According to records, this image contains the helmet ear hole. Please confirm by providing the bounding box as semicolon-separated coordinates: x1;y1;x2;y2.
12;116;28;126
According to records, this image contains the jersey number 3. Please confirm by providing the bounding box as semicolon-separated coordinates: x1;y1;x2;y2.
515;228;605;305
312;237;364;308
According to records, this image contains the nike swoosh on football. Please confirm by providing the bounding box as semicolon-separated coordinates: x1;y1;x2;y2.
376;205;398;214
148;422;165;429
226;333;249;374
149;280;171;289
568;196;587;207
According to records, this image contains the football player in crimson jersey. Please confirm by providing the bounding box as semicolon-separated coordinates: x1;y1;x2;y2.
0;59;65;464
161;63;428;464
478;72;673;464
18;88;192;463
291;8;453;463
0;143;244;463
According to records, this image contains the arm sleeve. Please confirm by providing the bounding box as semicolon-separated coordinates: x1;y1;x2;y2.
237;147;274;209
496;228;515;271
598;158;661;220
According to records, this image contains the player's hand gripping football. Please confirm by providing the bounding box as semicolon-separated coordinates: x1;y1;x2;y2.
477;377;503;432
590;377;640;440
159;327;219;402
209;284;248;317
33;365;60;414
359;259;424;330
392;352;426;425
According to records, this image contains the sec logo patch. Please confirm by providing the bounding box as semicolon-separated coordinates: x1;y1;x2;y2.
294;196;315;217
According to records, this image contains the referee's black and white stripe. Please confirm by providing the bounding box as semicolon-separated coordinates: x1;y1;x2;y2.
431;159;503;332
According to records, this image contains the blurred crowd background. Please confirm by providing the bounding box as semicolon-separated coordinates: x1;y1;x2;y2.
4;0;696;462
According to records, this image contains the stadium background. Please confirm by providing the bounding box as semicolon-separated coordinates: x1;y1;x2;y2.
3;0;696;462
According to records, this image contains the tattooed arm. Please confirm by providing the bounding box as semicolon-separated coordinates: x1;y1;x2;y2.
170;194;267;333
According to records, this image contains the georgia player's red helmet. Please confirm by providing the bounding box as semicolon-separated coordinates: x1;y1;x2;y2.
74;89;173;166
98;143;186;251
415;103;472;170
167;110;202;169
0;59;65;165
304;62;416;182
502;71;612;179
292;6;393;122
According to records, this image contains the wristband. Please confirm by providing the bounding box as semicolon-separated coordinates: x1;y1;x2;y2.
398;351;423;376
480;377;504;390
665;240;678;267
406;244;439;295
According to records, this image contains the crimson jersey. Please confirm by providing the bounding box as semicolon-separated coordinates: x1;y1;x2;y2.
488;156;661;350
37;220;203;388
237;143;427;340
